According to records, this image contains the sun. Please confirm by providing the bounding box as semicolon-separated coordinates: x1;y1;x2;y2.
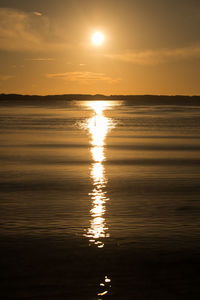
92;32;104;46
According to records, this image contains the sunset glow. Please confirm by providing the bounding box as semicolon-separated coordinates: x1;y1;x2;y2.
0;2;200;95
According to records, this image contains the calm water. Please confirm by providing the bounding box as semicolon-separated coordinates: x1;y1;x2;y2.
0;100;200;299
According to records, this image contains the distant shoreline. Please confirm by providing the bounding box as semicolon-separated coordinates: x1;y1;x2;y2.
1;93;200;105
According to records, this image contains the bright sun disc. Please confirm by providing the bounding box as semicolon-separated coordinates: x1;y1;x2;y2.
92;32;104;46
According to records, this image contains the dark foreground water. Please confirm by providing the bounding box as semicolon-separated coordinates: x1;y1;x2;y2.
0;100;200;299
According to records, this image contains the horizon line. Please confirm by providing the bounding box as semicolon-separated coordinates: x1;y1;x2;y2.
1;93;200;97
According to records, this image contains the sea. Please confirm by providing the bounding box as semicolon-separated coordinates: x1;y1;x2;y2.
0;99;200;299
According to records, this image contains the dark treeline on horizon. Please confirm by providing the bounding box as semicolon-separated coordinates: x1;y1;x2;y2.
0;93;200;105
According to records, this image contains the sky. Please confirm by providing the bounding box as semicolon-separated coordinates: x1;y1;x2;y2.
0;0;200;95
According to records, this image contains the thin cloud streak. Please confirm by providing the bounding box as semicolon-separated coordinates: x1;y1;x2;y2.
106;45;200;65
25;58;54;61
0;74;14;81
33;12;42;17
46;71;120;83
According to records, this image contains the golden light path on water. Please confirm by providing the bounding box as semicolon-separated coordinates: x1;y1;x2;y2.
82;101;116;249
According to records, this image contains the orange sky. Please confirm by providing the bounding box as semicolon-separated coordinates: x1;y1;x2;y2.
0;0;200;95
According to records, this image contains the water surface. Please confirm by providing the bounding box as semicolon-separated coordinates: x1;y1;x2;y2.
0;100;200;299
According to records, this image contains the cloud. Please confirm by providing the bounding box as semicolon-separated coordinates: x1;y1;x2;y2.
106;44;200;65
0;8;67;52
25;58;54;61
46;71;120;83
33;12;42;17
0;74;14;80
0;8;44;51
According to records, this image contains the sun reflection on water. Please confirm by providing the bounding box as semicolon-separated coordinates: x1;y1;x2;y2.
83;101;116;248
98;276;112;297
